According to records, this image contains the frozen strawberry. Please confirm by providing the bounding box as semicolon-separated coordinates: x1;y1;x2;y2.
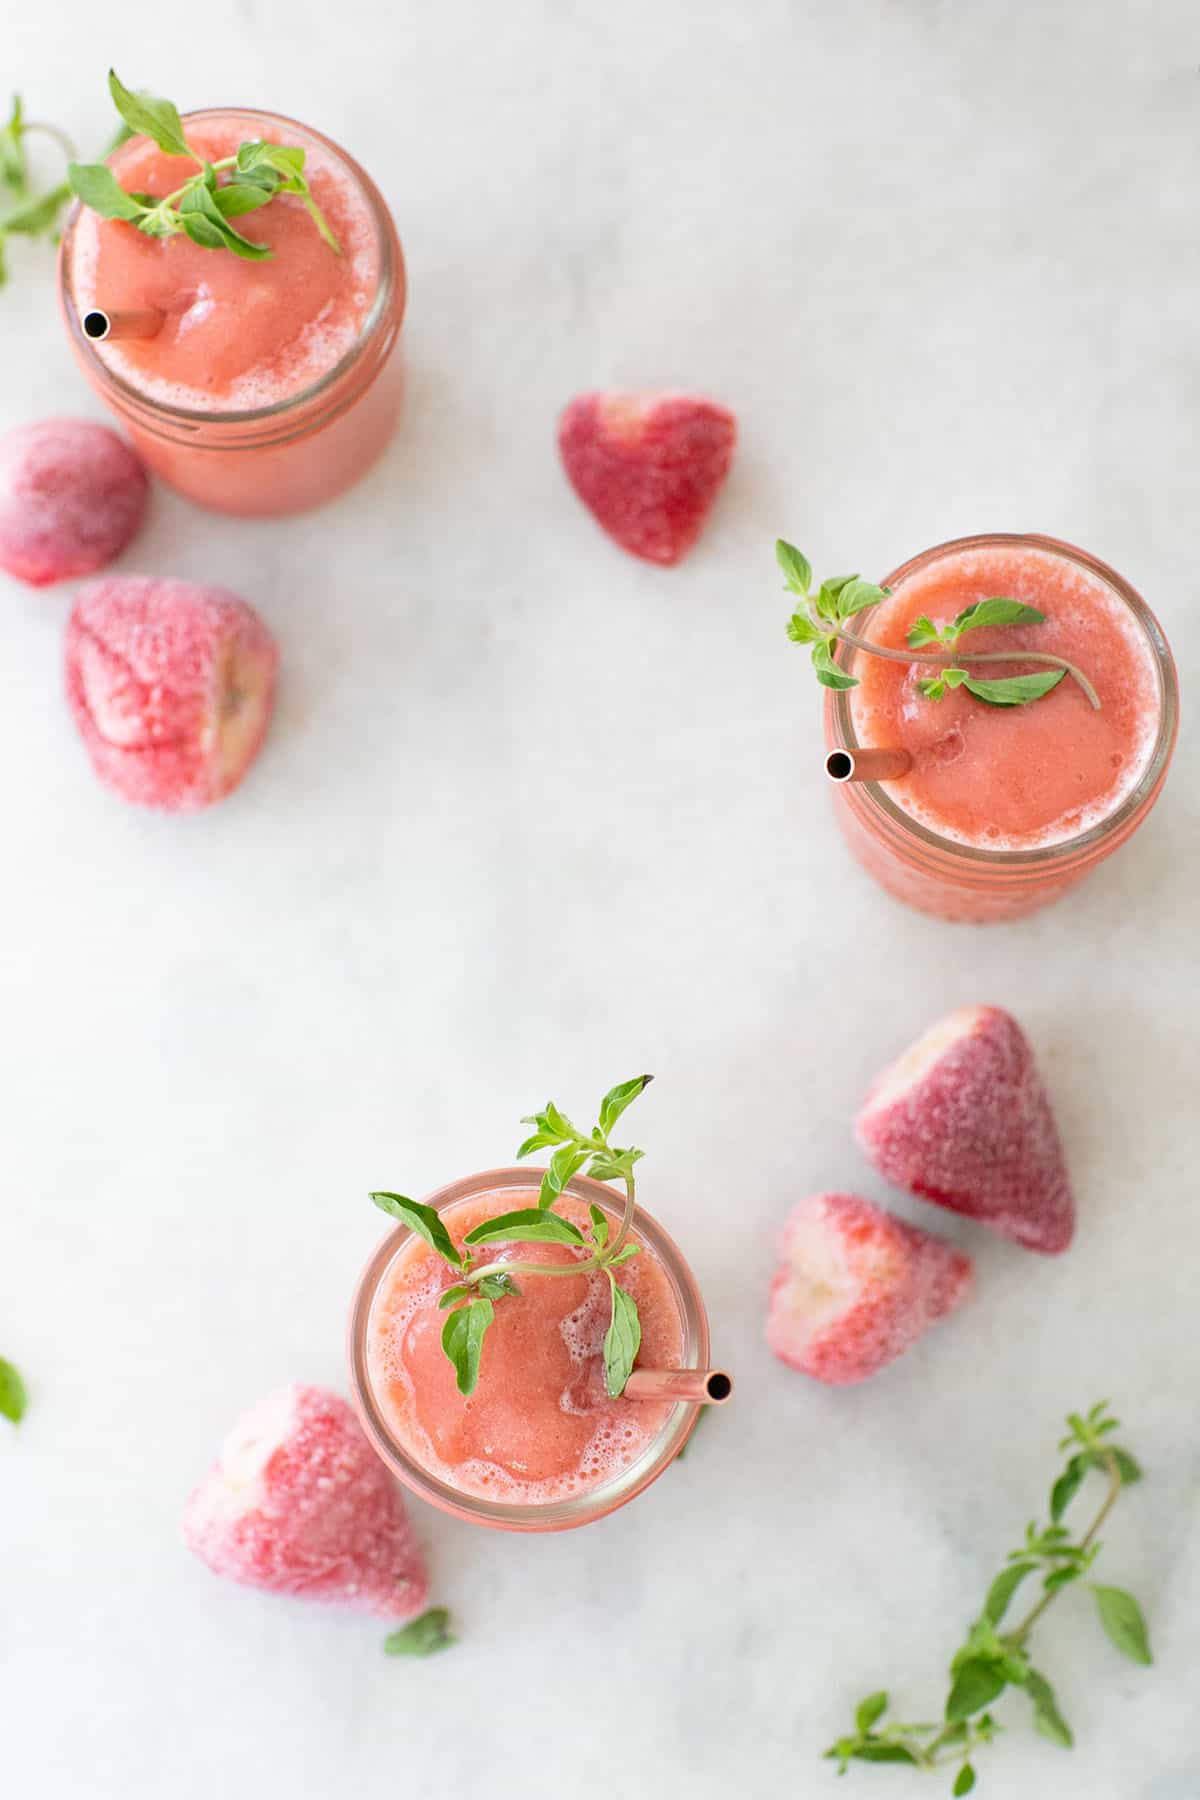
557;391;736;565
181;1385;428;1618
767;1192;973;1385
0;419;148;587
856;1006;1074;1254
65;575;278;810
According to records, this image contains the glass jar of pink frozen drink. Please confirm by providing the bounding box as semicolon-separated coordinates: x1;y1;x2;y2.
824;534;1178;922
58;109;405;516
349;1168;712;1532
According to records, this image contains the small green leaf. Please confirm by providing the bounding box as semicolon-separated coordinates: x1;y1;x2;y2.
953;597;1045;636
463;1207;584;1247
1026;1670;1073;1748
607;1242;640;1265
441;1297;494;1396
836;577;887;619
212;181;275;218
961;669;1066;707
851;1744;919;1765
984;1560;1036;1624
107;71;193;160
473;1271;521;1301
920;677;947;700
236;139;306;179
180;210;227;249
537;1143;588;1209
68;161;147;221
0;95;26;192
1043;1566;1081;1594
3;181;70;237
0;1357;28;1424
855;1691;888;1734
786;612;819;644
370;1192;464;1268
1092;1585;1152;1665
589;1203;610;1248
775;539;812;594
811;640;857;691
178;181;272;259
1050;1456;1086;1521
516;1131;558;1159
945;1659;1007;1722
1109;1448;1143;1485
383;1606;455;1656
953;1766;977;1797
437;1284;472;1310
942;666;968;688
599;1074;652;1135
906;614;942;647
603;1274;641;1397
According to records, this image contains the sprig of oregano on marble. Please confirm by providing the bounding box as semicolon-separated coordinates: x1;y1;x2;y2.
67;71;340;260
371;1075;653;1399
0;1355;28;1424
825;1403;1150;1794
0;95;121;287
777;540;1100;710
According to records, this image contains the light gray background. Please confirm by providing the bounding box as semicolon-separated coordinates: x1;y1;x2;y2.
2;4;1196;1796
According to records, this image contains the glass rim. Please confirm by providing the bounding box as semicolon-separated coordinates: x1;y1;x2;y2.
58;106;400;430
347;1166;710;1532
829;532;1179;870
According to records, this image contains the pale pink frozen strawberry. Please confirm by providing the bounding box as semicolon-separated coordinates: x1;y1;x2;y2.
557;391;736;565
856;1006;1074;1254
181;1385;428;1618
0;419;148;587
65;575;278;810
767;1192;973;1385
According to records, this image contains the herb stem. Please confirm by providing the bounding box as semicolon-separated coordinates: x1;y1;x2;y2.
829;624;1102;711
1006;1451;1123;1646
607;1172;638;1259
22;120;79;162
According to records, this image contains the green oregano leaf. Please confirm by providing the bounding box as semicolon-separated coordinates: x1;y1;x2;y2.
775;539;812;594
0;1356;28;1424
602;1274;641;1397
906;613;942;647
598;1073;652;1136
1092;1586;1152;1666
811;639;857;690
836;577;888;619
1025;1671;1073;1747
953;1766;977;1796
68;161;147;221
961;669;1066;707
441;1297;494;1396
589;1203;610;1248
370;1192;464;1268
107;70;193;160
855;1691;888;1734
383;1606;455;1656
984;1560;1036;1624
537;1143;588;1209
952;597;1045;636
463;1207;584;1247
945;1659;1008;1722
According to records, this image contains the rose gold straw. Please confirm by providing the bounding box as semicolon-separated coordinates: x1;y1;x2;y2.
825;746;913;784
81;307;165;343
624;1368;733;1405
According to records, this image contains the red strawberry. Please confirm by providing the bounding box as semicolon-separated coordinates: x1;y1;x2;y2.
181;1385;428;1618
856;1006;1074;1254
65;574;278;811
767;1192;972;1385
0;419;148;587
557;391;736;565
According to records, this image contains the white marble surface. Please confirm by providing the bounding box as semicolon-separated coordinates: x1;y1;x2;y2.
2;4;1198;1796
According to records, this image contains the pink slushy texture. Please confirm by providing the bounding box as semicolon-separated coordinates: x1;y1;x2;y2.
181;1384;428;1618
65;575;278;810
368;1190;684;1505
557;391;736;565
767;1192;973;1386
70;118;380;412
856;1006;1075;1254
0;419;148;587
848;543;1160;848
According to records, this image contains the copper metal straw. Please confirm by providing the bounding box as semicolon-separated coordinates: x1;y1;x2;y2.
825;746;913;784
624;1368;733;1405
81;307;166;343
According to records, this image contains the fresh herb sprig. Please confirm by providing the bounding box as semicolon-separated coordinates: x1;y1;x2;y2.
384;1606;456;1657
0;95;92;287
777;540;1100;711
0;1355;28;1424
371;1075;653;1400
825;1404;1150;1793
67;71;340;261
